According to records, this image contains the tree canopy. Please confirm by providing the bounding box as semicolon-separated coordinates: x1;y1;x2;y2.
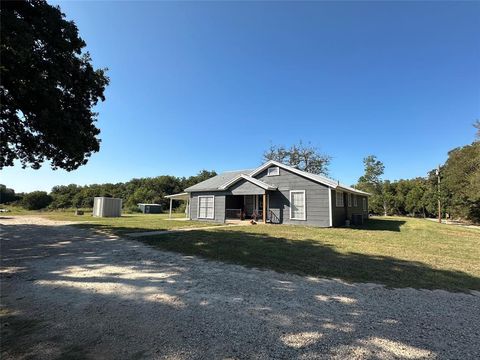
263;141;331;175
356;155;388;215
0;0;109;170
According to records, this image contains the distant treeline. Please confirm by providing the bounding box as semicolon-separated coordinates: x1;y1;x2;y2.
2;126;479;223
356;140;479;223
0;170;217;212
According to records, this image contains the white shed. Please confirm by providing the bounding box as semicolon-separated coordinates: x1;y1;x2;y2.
93;197;122;217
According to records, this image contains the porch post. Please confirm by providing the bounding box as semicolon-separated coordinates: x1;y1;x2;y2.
262;193;267;223
169;198;173;219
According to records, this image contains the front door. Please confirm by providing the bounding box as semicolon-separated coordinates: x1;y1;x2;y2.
256;195;263;215
244;195;255;217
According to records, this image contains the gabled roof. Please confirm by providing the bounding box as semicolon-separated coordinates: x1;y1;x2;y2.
184;169;254;192
249;160;370;196
219;174;277;191
184;160;370;196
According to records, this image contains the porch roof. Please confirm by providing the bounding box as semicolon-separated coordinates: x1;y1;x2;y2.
219;174;277;191
165;192;189;201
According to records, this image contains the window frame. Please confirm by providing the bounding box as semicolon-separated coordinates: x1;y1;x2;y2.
267;166;280;176
335;191;344;207
353;194;358;207
289;190;306;221
362;198;367;211
347;193;352;207
197;195;215;219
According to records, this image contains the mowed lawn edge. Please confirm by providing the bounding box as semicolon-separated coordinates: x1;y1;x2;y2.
35;212;222;234
140;217;480;292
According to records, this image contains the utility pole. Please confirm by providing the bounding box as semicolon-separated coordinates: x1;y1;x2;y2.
436;166;441;223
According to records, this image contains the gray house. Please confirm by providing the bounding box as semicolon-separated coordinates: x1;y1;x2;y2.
170;160;369;227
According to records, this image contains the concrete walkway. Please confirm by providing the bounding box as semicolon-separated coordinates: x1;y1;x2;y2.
125;223;241;238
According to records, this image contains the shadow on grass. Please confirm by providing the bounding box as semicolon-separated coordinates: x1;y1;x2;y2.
2;221;479;359
351;218;406;232
70;223;170;235
141;229;480;292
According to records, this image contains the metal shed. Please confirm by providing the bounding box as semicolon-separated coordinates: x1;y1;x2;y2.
138;203;162;214
93;197;122;217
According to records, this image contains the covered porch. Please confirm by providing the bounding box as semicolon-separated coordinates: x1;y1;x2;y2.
225;194;268;222
219;173;279;224
165;192;190;219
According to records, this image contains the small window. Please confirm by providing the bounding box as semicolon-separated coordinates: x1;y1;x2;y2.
267;167;280;176
290;190;306;220
362;198;367;211
353;195;358;207
347;193;352;207
198;196;214;219
336;191;344;207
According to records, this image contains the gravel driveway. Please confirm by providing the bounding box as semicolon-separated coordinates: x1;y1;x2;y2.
1;216;479;359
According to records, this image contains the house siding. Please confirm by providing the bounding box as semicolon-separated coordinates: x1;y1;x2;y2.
189;191;226;223
332;190;369;226
255;166;330;227
188;166;368;227
229;179;265;195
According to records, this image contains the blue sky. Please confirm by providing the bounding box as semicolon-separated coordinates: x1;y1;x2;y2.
3;1;479;193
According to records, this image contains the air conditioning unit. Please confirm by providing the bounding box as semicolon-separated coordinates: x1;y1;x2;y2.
351;214;364;226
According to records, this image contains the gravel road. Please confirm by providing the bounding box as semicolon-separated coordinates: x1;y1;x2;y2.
1;216;479;359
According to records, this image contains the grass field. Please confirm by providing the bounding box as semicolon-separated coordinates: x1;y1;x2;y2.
1;207;217;234
3;208;479;291
139;217;480;292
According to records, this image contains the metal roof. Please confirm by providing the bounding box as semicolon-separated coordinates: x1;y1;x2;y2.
184;169;254;192
184;161;370;196
219;174;277;191
249;160;370;196
164;192;189;200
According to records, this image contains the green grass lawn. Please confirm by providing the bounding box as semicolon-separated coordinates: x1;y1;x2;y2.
1;207;217;234
141;217;480;292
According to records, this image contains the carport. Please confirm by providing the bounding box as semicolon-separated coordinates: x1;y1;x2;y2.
165;192;190;219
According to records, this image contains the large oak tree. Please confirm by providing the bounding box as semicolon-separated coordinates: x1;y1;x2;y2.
0;0;109;170
263;141;331;175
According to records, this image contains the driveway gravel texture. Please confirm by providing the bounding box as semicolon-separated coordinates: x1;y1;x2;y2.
1;216;479;360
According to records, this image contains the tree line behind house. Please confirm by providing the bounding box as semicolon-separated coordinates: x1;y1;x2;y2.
2;124;479;223
262;131;479;223
0;171;217;213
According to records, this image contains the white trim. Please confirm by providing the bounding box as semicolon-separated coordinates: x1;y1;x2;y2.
347;193;352;207
197;195;215;219
353;194;358;207
248;160;370;196
363;197;367;211
165;192;189;200
328;189;333;227
267;166;280;176
219;174;277;191
289;190;306;221
250;160;336;188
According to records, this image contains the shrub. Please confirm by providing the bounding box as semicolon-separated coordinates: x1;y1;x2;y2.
21;191;53;210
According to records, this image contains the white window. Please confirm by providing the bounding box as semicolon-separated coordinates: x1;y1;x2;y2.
198;196;214;219
290;190;306;220
353;195;358;207
362;198;367;211
347;193;352;207
336;191;344;207
267;166;280;176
